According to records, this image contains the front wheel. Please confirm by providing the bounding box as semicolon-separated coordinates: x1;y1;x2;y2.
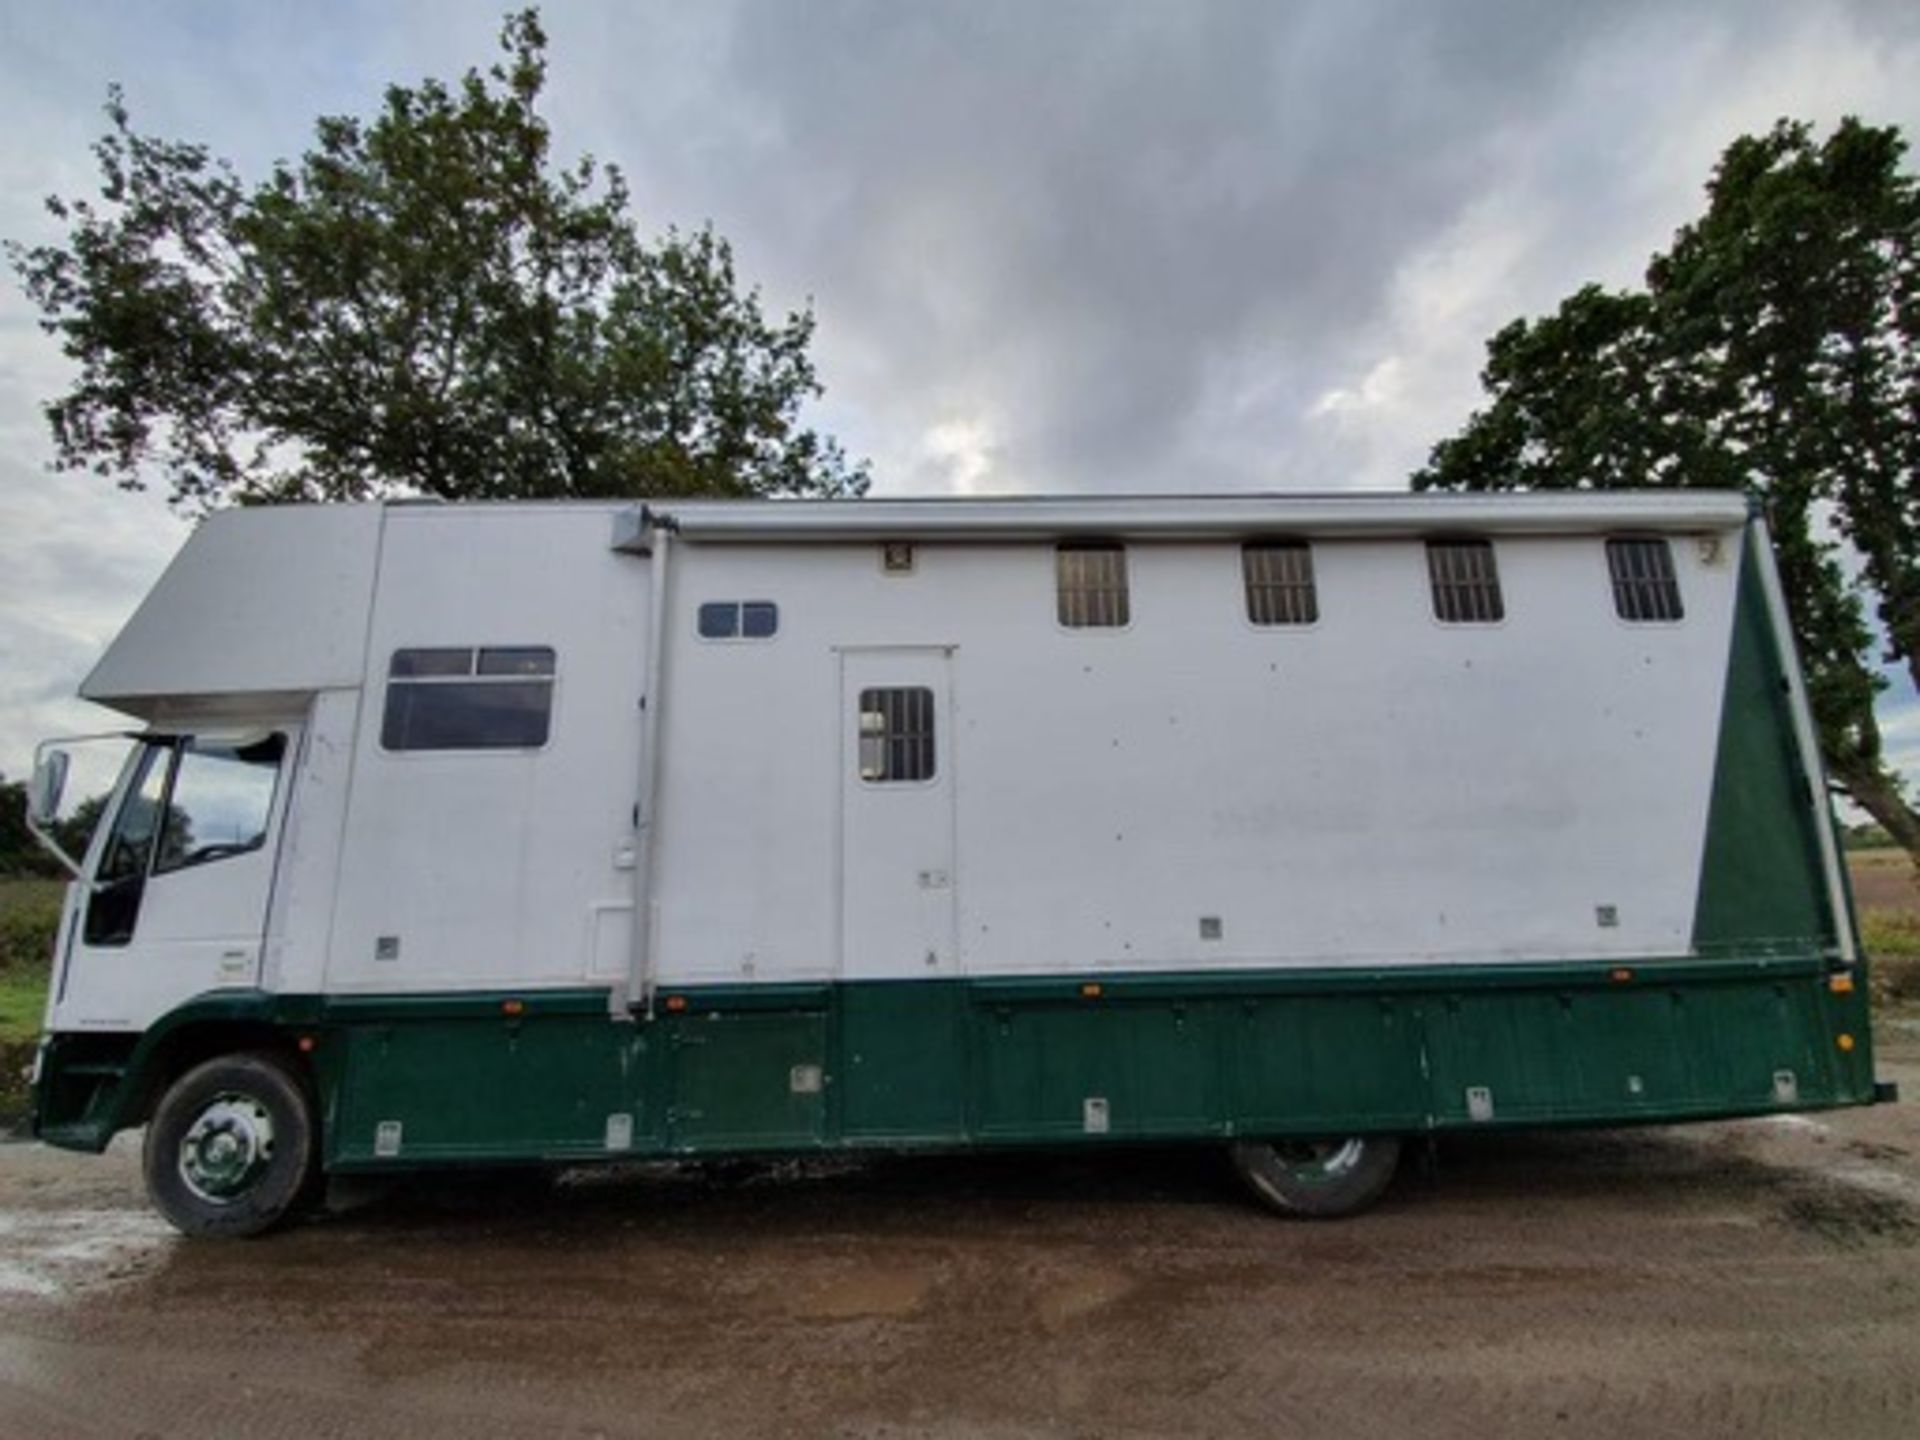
1228;1135;1401;1219
143;1052;318;1239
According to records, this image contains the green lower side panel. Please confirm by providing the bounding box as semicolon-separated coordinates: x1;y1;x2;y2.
331;1012;638;1162
33;962;1881;1167
315;964;1876;1169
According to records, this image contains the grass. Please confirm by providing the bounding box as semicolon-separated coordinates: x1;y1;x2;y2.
1849;849;1920;1013
0;877;61;1126
0;877;62;1043
0;968;50;1046
1863;908;1920;956
1862;909;1920;1008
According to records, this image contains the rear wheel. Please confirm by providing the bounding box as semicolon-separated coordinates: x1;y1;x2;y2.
143;1052;318;1239
1228;1135;1401;1219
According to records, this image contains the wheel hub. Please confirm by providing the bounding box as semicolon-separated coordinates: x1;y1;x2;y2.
1272;1137;1365;1182
178;1094;276;1203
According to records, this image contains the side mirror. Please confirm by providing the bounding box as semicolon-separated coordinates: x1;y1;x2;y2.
28;748;69;827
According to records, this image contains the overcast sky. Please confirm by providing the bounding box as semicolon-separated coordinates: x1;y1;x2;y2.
2;0;1918;795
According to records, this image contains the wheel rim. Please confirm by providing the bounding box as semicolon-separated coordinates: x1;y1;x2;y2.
1269;1138;1366;1185
178;1093;277;1204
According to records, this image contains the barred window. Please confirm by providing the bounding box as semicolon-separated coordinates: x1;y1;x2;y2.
1427;540;1504;624
1056;543;1129;628
858;687;936;783
1607;538;1684;622
382;646;555;751
1243;541;1318;625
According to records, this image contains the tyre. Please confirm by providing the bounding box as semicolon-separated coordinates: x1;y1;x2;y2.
1228;1135;1402;1219
143;1052;319;1239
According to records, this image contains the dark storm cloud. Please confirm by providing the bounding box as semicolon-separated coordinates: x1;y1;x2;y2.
571;2;1697;490
558;1;1920;495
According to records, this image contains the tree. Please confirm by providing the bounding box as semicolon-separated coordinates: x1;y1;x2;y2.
8;10;866;507
0;777;108;878
1416;118;1920;861
0;777;45;878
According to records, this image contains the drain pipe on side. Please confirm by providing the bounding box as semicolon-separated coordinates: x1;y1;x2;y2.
626;512;675;1018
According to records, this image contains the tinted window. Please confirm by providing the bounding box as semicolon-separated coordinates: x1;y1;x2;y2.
477;646;557;676
389;648;472;678
741;602;779;638
85;744;172;947
382;646;556;751
698;601;778;639
97;744;169;885
85;734;287;946
1427;540;1505;623
156;736;286;873
1607;538;1684;622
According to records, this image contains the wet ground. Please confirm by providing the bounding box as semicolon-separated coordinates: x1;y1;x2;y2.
2;1025;1919;1439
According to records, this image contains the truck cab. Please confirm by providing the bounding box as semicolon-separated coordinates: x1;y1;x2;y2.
44;728;297;1034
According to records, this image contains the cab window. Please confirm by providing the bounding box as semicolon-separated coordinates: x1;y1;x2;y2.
96;745;169;886
154;736;286;873
83;734;287;948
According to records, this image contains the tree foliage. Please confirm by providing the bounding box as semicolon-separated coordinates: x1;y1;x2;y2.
8;10;866;507
0;777;104;878
0;778;41;878
1416;118;1920;858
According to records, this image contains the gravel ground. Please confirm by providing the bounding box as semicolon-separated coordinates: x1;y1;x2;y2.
1;1023;1918;1440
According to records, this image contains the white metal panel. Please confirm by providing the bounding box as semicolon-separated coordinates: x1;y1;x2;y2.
840;650;958;981
260;689;359;996
325;507;646;992
650;527;1742;985
646;547;838;982
80;505;381;714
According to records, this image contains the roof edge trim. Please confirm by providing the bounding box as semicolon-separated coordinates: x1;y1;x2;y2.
616;491;1751;547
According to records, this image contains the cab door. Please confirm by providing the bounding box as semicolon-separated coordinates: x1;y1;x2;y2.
52;729;296;1032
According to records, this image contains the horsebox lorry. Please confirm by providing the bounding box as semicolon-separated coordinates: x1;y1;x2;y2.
22;491;1890;1236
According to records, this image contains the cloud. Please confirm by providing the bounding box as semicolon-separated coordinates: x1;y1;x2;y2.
2;0;1918;788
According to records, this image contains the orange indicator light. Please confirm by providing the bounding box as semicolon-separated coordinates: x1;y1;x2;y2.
1837;1033;1856;1052
665;995;688;1013
1081;982;1103;999
1609;968;1634;983
1829;973;1856;995
502;999;525;1016
297;1035;315;1053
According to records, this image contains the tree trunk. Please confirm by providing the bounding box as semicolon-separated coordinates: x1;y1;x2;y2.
1828;755;1920;867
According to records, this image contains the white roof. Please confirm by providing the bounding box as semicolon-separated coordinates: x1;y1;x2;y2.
81;504;382;715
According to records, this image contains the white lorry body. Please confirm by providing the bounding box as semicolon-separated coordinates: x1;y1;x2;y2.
28;492;1881;1232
